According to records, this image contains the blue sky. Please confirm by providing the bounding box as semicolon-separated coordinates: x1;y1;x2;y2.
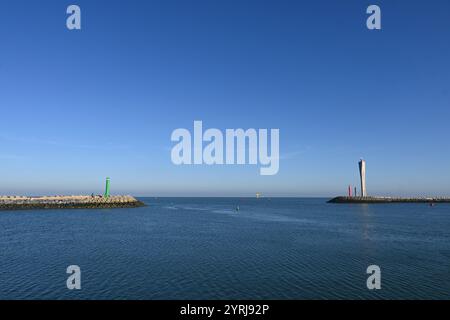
0;0;449;197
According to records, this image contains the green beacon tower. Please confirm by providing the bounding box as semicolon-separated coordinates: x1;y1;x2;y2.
104;177;110;198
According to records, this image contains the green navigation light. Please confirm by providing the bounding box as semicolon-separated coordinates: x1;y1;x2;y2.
104;177;110;198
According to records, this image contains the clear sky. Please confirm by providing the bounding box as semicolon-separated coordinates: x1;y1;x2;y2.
0;0;449;197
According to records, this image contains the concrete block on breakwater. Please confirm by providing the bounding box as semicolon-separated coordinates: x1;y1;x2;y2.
0;195;145;211
328;196;450;204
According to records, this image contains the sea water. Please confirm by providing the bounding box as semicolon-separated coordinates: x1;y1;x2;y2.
0;198;449;299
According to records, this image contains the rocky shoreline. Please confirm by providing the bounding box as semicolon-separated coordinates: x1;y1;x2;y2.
0;195;145;211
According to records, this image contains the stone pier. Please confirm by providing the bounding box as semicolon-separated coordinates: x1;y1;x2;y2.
328;196;450;204
0;195;145;211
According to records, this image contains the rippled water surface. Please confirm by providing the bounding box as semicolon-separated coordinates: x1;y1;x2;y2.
1;198;449;299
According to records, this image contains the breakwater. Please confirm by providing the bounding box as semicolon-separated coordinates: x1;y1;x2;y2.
0;195;145;210
328;196;450;204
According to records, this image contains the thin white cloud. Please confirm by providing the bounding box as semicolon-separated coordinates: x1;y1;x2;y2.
0;154;24;160
0;134;128;151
